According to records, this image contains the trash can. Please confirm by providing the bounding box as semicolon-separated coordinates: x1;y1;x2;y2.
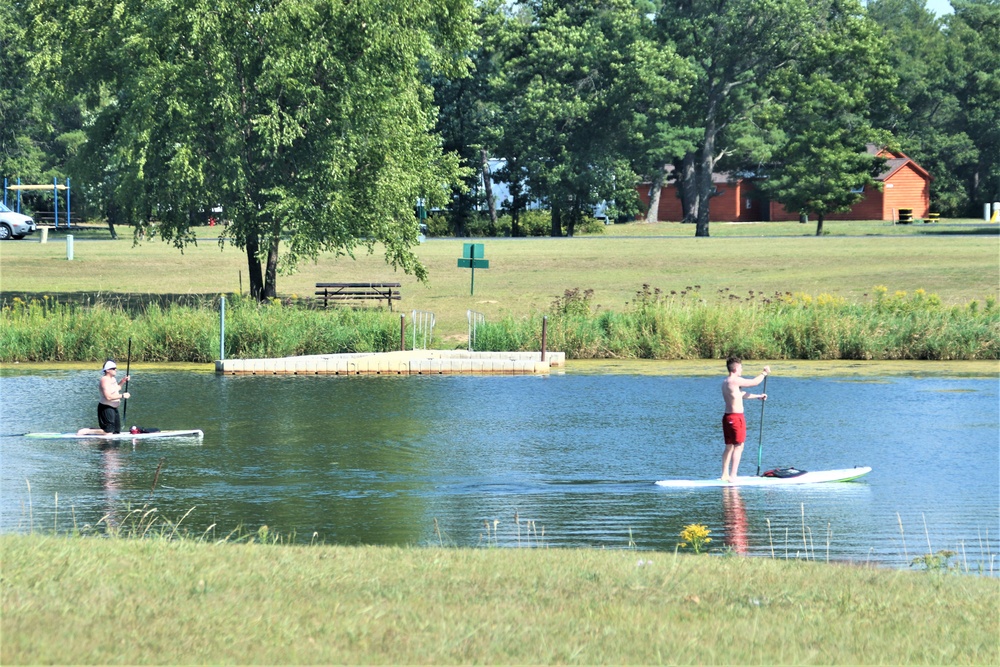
898;208;913;224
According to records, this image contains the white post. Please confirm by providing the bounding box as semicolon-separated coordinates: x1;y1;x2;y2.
66;234;74;260
40;227;48;243
986;203;992;221
993;202;1000;222
219;296;226;361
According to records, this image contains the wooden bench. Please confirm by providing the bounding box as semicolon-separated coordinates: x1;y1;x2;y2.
315;282;402;310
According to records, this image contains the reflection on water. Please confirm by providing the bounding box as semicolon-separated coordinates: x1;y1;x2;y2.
99;445;123;527
722;487;748;555
1;369;997;572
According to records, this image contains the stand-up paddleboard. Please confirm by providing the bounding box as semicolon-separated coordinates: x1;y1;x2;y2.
655;466;871;488
24;429;204;441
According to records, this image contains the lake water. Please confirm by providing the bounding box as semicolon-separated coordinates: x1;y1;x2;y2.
1;368;997;572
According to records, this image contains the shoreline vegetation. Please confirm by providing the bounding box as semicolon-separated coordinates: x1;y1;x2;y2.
2;286;997;363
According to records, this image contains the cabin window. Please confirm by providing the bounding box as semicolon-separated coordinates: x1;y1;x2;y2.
850;185;865;194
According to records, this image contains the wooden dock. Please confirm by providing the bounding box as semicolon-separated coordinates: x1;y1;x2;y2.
215;350;565;375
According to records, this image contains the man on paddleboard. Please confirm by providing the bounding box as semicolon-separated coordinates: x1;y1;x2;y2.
76;360;131;435
721;356;768;482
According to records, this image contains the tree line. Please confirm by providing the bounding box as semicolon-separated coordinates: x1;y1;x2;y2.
2;0;997;299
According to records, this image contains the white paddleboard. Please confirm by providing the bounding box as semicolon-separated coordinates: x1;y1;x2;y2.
655;466;871;488
24;429;204;441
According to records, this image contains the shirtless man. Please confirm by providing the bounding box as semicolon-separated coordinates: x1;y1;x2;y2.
77;360;131;435
721;356;769;482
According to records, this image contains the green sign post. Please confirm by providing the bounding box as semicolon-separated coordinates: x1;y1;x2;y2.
457;243;489;295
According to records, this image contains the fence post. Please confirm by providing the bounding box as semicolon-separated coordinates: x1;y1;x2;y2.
400;314;406;351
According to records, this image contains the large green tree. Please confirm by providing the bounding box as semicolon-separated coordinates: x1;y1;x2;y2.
432;0;506;237
1;1;87;212
947;0;1000;212
867;0;975;216
0;2;42;184
860;0;999;216
755;1;895;235
653;0;813;235
28;0;473;299
492;0;690;236
654;0;892;236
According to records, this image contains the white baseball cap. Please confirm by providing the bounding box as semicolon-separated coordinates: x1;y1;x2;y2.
102;360;117;372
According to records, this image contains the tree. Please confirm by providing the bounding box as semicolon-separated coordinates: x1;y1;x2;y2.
755;1;896;235
653;0;812;235
432;0;506;237
850;0;999;217
947;0;1000;212
493;0;689;236
867;0;977;216
2;1;88;215
1;2;43;183
654;0;890;236
28;0;474;299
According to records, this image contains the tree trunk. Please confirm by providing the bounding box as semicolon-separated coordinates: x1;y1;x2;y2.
105;202;119;240
550;204;562;237
694;90;725;237
263;227;279;299
694;132;717;237
678;155;699;223
509;173;523;237
815;213;825;236
245;229;265;301
565;197;579;237
481;149;497;235
644;163;668;223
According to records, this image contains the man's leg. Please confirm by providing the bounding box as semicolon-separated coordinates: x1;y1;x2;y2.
722;444;735;481
729;443;745;480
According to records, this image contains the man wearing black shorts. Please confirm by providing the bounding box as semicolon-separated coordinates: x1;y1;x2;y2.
77;360;130;435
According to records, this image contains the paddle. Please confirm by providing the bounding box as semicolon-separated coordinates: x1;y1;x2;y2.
122;337;132;425
756;375;768;476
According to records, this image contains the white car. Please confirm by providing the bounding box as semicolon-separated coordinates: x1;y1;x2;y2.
0;202;37;240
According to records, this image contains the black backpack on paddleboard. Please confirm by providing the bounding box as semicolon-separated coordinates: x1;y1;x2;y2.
762;467;807;478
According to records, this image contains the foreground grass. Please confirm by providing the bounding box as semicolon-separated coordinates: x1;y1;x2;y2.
2;535;997;665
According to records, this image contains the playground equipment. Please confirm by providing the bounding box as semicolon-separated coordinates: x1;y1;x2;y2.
3;177;72;228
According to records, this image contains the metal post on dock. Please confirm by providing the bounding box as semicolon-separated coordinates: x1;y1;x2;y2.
541;315;548;362
219;296;226;361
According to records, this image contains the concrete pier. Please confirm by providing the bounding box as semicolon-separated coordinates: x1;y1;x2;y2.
215;350;564;376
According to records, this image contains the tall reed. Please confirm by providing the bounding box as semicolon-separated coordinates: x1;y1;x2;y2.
3;287;997;362
0;295;403;362
474;286;1000;360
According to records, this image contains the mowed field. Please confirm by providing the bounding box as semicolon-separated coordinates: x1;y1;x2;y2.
1;220;997;339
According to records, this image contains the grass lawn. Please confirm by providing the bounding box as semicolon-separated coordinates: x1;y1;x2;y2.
2;220;997;340
2;534;997;665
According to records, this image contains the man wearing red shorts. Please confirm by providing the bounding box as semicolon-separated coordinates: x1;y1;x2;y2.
721;356;769;482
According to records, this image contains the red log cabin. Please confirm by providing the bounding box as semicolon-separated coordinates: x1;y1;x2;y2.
637;146;932;222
